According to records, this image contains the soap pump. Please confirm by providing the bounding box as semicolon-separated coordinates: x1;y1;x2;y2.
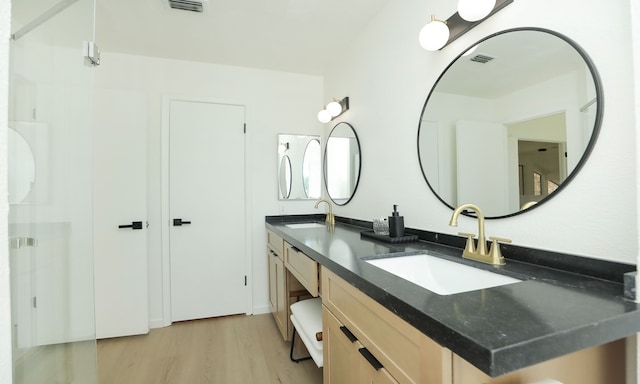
388;204;405;238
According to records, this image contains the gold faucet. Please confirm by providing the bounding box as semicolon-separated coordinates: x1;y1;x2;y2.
314;199;335;225
449;203;510;265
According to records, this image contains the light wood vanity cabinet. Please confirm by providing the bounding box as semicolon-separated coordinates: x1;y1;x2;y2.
323;307;399;384
267;230;306;341
322;266;451;384
451;340;625;384
321;265;625;384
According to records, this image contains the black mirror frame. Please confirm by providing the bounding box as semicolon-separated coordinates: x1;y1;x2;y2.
324;122;362;206
416;27;604;219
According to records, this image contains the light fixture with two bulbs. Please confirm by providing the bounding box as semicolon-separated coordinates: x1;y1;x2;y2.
419;0;512;51
317;97;349;123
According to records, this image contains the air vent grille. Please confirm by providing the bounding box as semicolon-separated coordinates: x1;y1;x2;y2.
168;0;203;12
470;54;494;64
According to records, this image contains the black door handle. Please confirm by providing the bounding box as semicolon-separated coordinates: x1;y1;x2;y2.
173;218;192;226
119;221;143;230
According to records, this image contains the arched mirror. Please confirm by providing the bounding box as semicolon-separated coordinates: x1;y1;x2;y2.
324;122;361;205
417;28;603;218
279;155;292;199
277;134;320;200
302;139;321;199
8;127;36;204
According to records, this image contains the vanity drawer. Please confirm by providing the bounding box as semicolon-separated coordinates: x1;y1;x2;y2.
284;242;319;297
267;229;284;255
321;266;452;384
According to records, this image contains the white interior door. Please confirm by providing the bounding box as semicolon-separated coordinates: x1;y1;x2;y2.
93;89;149;338
169;100;246;322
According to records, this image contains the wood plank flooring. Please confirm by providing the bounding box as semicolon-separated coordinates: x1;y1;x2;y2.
97;313;323;384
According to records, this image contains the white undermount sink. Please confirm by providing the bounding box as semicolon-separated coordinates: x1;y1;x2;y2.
285;222;326;229
364;252;521;295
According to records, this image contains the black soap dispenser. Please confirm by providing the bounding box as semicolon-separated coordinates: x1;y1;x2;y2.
388;205;405;238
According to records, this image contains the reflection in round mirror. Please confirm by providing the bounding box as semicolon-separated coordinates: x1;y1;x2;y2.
302;139;321;199
417;28;603;218
324;122;361;206
8;128;36;204
279;155;292;199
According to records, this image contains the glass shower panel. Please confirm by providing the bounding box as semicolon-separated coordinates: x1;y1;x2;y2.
9;0;98;382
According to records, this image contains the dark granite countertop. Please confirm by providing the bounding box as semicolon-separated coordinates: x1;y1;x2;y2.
265;214;640;377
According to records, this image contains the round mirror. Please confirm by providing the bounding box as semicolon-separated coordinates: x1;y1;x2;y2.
417;28;603;218
8;128;36;204
302;139;321;199
279;155;292;199
324;122;362;205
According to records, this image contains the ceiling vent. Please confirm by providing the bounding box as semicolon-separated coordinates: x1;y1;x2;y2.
470;54;494;64
167;0;204;12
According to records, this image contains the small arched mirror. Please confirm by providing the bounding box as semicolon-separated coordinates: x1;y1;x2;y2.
279;155;292;199
302;139;321;199
8;127;36;204
324;122;361;205
417;28;603;218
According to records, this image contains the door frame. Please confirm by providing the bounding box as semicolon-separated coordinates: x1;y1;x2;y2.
160;95;253;326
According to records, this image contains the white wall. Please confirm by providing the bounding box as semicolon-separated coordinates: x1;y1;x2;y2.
0;0;12;382
322;0;638;265
94;53;324;323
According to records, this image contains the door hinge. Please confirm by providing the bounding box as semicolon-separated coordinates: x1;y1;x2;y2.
83;41;101;67
244;275;247;286
32;296;37;308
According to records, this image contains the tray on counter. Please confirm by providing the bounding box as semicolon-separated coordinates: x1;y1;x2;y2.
360;231;419;244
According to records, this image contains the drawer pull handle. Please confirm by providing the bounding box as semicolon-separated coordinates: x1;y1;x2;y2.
339;326;358;343
358;347;384;371
290;246;301;253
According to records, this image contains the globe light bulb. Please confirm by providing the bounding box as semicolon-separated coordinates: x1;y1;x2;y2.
317;109;332;123
326;100;342;117
419;18;450;51
458;0;496;22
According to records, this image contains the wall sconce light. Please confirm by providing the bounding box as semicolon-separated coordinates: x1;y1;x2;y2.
418;0;512;51
317;97;349;123
418;15;450;51
457;0;496;22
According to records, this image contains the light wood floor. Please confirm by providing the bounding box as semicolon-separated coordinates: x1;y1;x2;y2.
97;313;323;384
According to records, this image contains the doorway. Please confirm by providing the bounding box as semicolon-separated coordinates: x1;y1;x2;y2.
163;99;248;322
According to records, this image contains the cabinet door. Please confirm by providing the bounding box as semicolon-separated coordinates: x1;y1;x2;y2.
323;307;359;384
273;255;287;339
268;250;277;314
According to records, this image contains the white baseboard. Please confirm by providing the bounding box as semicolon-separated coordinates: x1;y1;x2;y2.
252;304;271;315
149;318;169;329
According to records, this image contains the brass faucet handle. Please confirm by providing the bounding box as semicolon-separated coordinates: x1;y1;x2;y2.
458;232;476;254
489;236;511;244
488;236;511;265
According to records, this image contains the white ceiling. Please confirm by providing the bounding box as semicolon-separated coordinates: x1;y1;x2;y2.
94;0;392;76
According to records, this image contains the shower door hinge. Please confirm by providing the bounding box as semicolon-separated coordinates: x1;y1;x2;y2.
83;41;101;67
244;275;247;286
